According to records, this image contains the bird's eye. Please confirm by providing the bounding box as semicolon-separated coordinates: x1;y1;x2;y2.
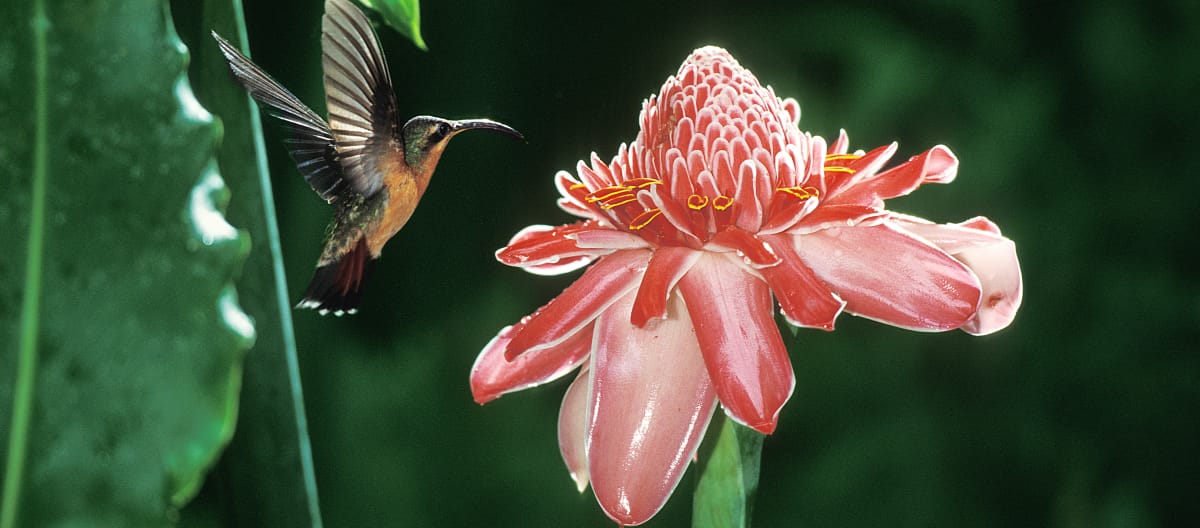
429;122;452;143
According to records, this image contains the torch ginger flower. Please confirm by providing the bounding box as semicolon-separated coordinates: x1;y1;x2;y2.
471;46;1022;525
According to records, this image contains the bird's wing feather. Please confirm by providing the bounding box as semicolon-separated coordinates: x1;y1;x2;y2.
211;31;349;202
322;0;399;198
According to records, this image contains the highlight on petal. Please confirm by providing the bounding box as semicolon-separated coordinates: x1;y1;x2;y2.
559;366;591;493
568;229;651;250
470;321;592;404
587;292;718;526
496;222;609;276
793;222;983;332
677;253;794;434
505;249;649;360
895;216;1023;335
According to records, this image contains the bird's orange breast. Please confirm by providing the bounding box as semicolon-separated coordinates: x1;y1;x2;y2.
364;158;423;257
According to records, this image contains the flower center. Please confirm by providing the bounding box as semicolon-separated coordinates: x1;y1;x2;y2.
570;152;867;248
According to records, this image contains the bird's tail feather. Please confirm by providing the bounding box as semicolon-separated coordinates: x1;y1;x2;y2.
296;238;372;316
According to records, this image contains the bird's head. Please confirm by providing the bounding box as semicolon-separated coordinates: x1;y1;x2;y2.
401;116;524;171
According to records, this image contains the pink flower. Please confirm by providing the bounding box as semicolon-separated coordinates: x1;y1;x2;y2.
471;46;1022;525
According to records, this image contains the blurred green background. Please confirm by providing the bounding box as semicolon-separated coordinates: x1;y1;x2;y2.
172;0;1199;526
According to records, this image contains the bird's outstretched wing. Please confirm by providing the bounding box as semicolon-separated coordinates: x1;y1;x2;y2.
211;31;350;202
321;0;400;199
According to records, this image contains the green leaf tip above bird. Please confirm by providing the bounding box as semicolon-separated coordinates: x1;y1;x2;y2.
212;0;523;316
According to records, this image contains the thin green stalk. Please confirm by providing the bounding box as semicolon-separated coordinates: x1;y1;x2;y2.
233;0;323;521
2;1;49;526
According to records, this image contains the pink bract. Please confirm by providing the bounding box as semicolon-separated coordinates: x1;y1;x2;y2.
471;46;1022;526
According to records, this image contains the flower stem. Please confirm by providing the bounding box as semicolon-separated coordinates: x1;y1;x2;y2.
1;1;49;526
692;413;764;528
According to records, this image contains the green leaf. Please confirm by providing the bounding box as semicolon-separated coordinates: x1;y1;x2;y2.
0;0;253;526
356;0;428;50
175;0;325;525
692;414;765;528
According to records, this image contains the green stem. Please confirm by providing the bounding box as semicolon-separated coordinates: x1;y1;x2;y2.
1;1;49;526
692;413;765;528
235;0;325;517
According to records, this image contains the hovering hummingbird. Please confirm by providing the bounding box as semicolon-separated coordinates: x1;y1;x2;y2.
212;0;523;315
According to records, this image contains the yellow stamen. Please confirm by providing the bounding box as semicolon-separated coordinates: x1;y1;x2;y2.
600;195;638;209
824;154;863;162
586;186;632;203
569;183;588;190
687;194;709;210
713;195;734;211
628;209;663;230
823;166;856;174
777;188;806;199
776;187;814;199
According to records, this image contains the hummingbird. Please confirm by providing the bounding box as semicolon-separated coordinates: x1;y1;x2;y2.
212;0;523;315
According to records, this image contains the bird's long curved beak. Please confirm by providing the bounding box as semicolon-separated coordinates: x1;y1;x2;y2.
450;119;525;141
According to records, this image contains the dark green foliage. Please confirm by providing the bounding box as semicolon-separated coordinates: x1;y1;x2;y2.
218;1;1197;526
357;0;427;51
4;0;1197;526
0;0;253;525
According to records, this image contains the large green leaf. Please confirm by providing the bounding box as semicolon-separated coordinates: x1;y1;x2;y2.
357;0;427;50
175;0;325;525
0;0;253;526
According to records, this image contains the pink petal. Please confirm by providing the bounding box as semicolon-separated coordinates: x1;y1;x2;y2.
793;223;982;331
733;159;767;233
782;98;801;124
895;217;1023;335
587;292;717;526
569;229;651;250
470;321;592;404
759;192;818;235
706;228;782;269
645;186;703;246
558;366;591;492
555;171;600;220
580;154;616;189
828;129;850;155
789;204;887;235
891;214;999;254
521;255;597;277
496;222;609;276
505;250;650;360
630;246;702;327
760;234;846;330
558;197;597;219
833;145;958;206
677;253;794;434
